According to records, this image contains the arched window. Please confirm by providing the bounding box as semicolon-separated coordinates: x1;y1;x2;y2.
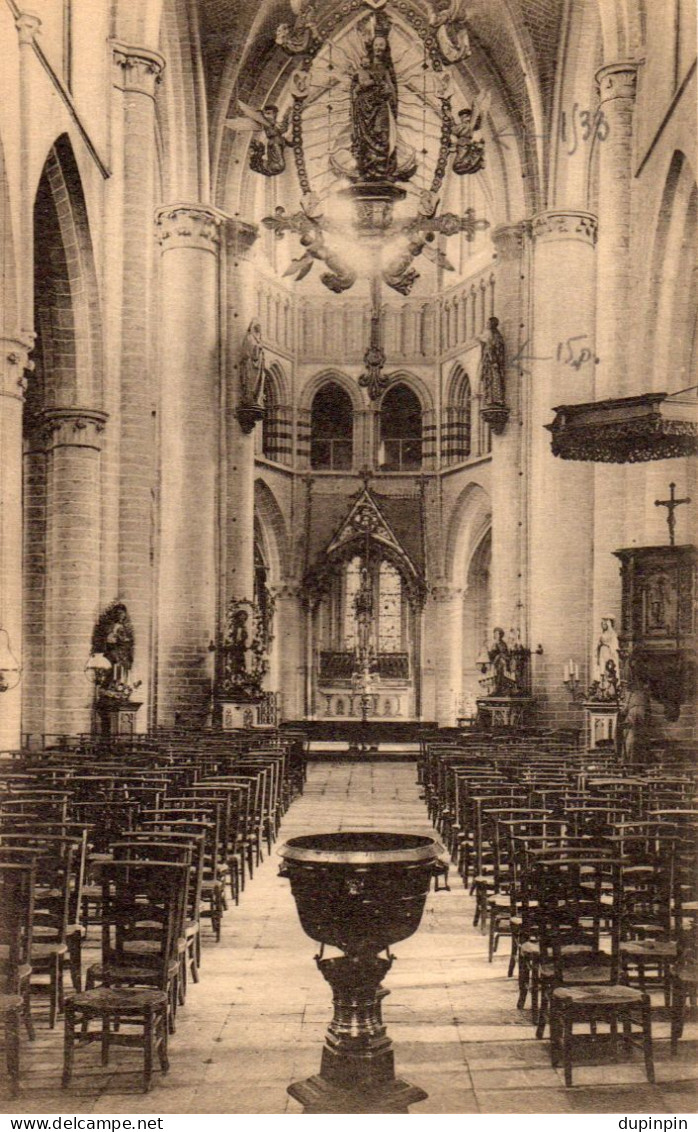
443;366;471;465
341;556;406;654
261;372;278;460
310;382;353;470
379;383;422;470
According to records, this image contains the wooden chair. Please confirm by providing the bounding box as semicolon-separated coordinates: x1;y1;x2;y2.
0;861;36;1095
0;835;76;1028
74;858;186;1084
536;857;655;1086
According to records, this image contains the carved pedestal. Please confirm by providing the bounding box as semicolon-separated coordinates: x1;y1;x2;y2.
288;955;427;1113
583;701;619;750
476;696;535;730
97;700;142;737
215;699;261;730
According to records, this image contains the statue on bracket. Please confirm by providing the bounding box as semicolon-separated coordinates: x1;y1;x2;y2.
236;319;268;433
478;316;510;434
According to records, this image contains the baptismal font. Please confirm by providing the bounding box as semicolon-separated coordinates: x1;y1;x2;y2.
279;831;444;1112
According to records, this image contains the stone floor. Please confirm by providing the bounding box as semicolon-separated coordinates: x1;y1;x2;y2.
3;761;697;1115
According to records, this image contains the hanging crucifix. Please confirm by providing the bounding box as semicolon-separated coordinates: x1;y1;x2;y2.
654;482;691;546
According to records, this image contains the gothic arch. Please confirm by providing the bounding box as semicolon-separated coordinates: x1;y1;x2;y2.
643;150;698;391
254;477;289;583
266;360;290;405
31;134;104;409
299;369;363;414
381;370;433;415
445;362;472;405
443;481;492;585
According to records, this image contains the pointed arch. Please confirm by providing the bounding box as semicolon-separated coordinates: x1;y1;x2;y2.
444;480;492;585
643;151;698;392
254;478;289;584
443;363;472;465
32;134;104;409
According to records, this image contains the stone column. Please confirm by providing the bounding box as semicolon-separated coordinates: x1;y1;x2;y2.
490;222;527;631
593;63;639;636
155;204;224;726
43;409;107;736
430;583;463;726
270;580;303;720
528;211;597;726
112;41;165;727
0;340;32;748
223;219;259;608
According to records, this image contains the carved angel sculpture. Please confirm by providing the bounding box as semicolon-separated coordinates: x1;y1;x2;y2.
263;200;357;293
429;0;472;64
225;100;292;177
451;91;489;175
275;0;320;56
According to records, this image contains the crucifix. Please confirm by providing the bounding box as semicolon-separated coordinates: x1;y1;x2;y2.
654;482;691;546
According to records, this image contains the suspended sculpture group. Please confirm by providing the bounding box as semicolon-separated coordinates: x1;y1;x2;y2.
227;0;490;303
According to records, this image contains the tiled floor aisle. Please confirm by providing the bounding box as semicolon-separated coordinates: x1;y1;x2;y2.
4;762;697;1115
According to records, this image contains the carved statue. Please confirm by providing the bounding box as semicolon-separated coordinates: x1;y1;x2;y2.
225;101;292;177
447;92;489;176
488;627;513;695
478;316;506;406
429;0;472;64
595;616;620;689
354;567;375;658
229;609;252;675
332;20;415;184
275;0;320;55
239;320;268;406
217;598;271;701
90;601;140;699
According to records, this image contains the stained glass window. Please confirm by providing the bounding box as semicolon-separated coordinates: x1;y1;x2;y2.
344;556;362;650
378;561;402;653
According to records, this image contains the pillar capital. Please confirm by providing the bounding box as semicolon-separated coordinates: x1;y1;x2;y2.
15;11;41;45
492;221;528;260
0;336;34;400
155;203;226;253
225;218;259;260
531;210;598;246
112;41;165;97
42;408;108;451
595;61;639;103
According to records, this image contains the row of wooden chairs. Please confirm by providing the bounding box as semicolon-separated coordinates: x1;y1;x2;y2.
0;728;308;1094
420;736;698;1086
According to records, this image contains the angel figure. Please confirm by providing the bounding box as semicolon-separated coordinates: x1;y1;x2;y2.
225;101;292;177
429;0;472;64
275;0;320;56
451;91;489;175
